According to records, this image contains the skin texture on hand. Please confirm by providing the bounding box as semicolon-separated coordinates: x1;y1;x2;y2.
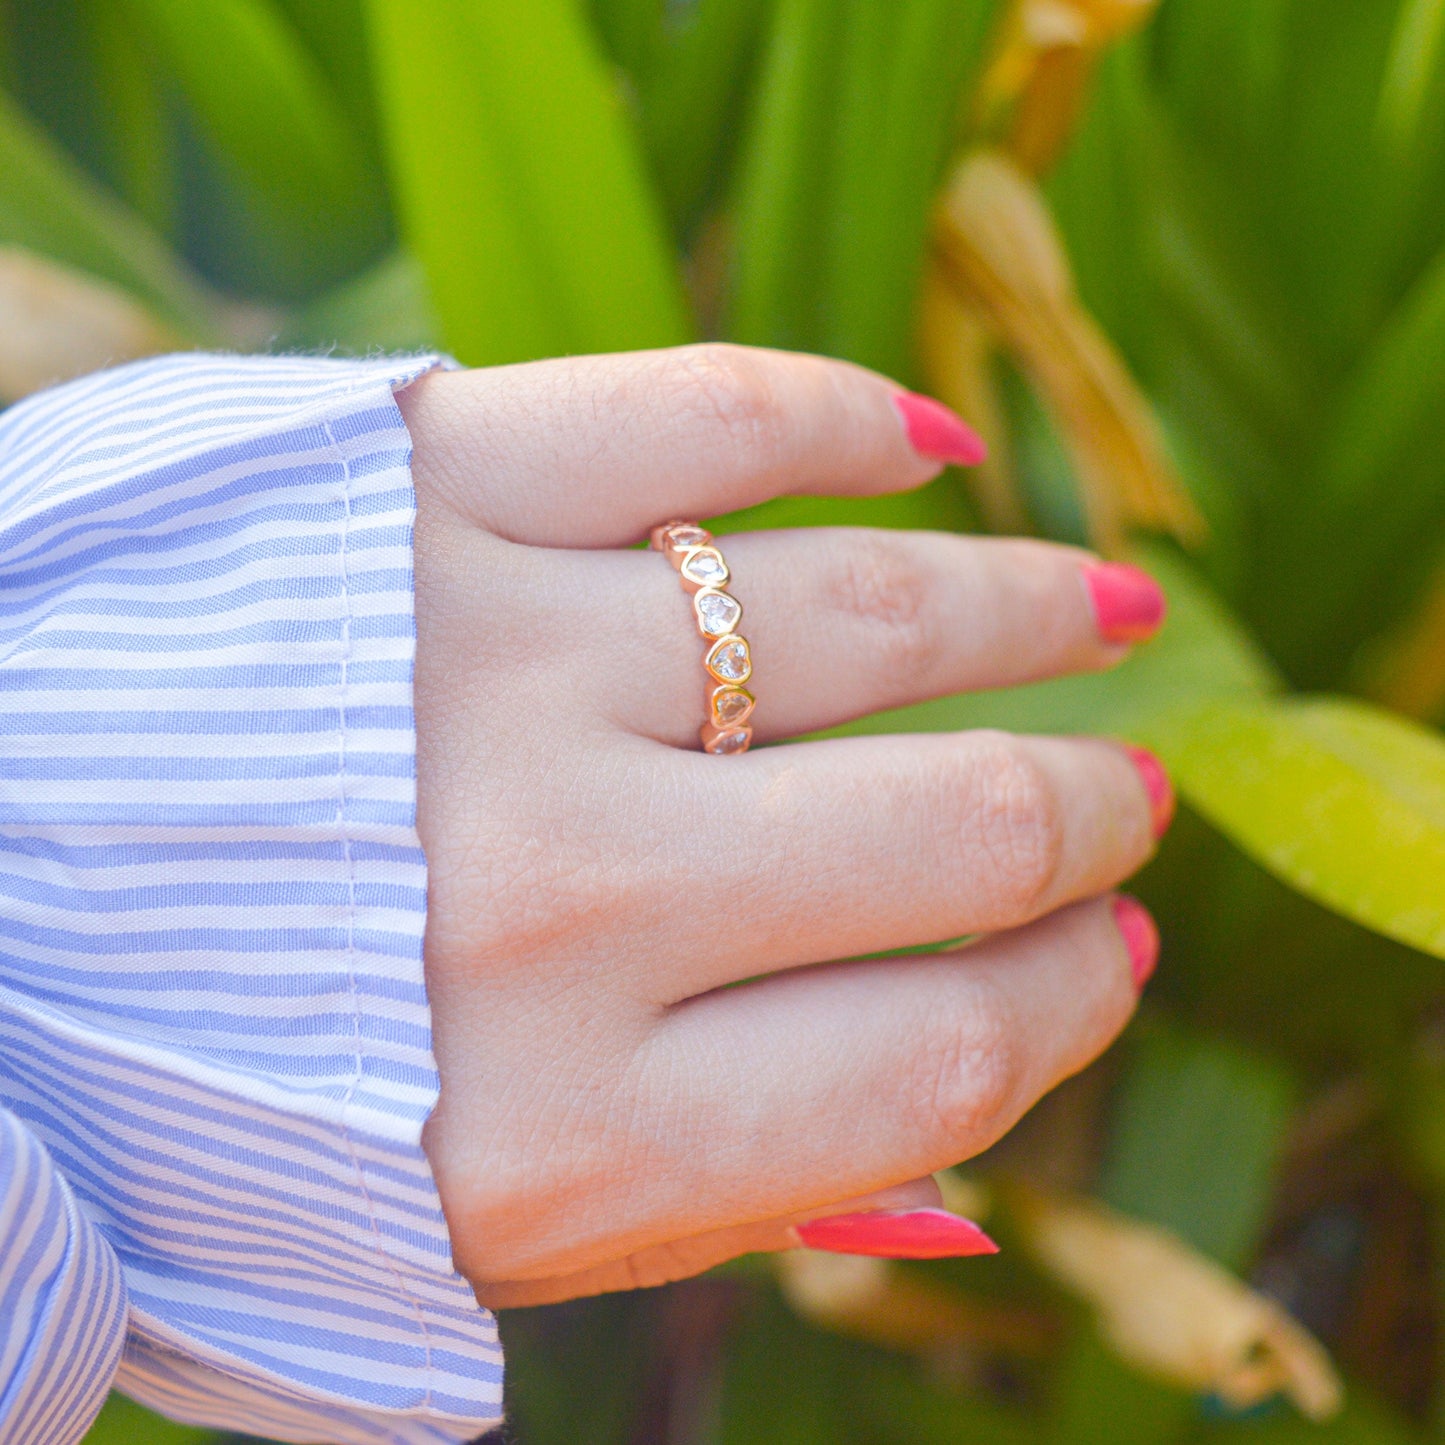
401;344;1167;1307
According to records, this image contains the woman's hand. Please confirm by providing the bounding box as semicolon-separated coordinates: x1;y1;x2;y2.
401;344;1170;1308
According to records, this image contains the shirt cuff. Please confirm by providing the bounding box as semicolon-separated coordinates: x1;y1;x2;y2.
0;1106;127;1445
0;353;501;1443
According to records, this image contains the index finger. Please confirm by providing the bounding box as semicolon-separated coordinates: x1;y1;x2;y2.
397;343;985;547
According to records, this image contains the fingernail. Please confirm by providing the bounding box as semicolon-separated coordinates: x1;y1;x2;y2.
794;1207;999;1259
1113;894;1160;990
1083;562;1167;644
1125;745;1175;839
891;392;988;466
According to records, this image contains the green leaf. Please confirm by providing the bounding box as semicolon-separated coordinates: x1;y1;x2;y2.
1185;1391;1421;1445
639;0;772;229
822;0;998;377
284;249;437;352
82;1392;215;1445
719;1287;854;1445
586;0;664;82
1160;697;1445;963
1050;1024;1294;1445
1376;0;1445;159
1262;0;1401;364
1100;1025;1295;1270
1047;44;1154;365
1321;237;1445;508
274;0;385;160
728;0;999;377
858;1351;1037;1444
1050;1334;1193;1445
364;0;691;366
0;83;220;336
725;0;842;353
499;1295;651;1445
1136;96;1316;454
116;0;386;268
1149;0;1289;166
84;0;178;235
1254;243;1445;681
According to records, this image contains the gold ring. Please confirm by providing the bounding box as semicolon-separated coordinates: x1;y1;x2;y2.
649;520;754;755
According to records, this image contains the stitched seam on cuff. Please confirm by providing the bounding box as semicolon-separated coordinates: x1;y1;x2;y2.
324;415;437;1414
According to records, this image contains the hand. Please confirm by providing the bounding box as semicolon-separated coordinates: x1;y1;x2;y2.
401;344;1170;1308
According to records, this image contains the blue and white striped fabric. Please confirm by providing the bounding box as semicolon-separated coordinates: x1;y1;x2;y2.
0;354;504;1443
0;1109;126;1444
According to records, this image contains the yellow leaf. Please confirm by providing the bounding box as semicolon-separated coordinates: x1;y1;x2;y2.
976;0;1159;174
778;1175;1050;1361
1048;0;1157;41
917;262;1030;534
777;1249;1051;1361
0;249;183;403
931;151;1205;553
1014;1188;1344;1420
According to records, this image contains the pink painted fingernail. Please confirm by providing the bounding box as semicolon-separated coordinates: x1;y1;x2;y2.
1083;562;1167;643
891;392;988;466
1113;894;1160;990
794;1208;999;1259
1125;745;1175;839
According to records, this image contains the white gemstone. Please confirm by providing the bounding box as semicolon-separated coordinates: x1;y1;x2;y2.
707;728;751;755
712;686;754;726
707;637;750;682
665;524;710;550
682;548;729;587
695;590;742;637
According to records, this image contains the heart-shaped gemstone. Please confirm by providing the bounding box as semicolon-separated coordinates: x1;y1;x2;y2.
663;523;711;552
705;635;751;683
704;726;752;755
680;547;729;589
710;685;755;727
694;589;742;638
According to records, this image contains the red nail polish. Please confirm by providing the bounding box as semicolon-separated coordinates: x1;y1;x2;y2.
1125;746;1175;839
891;392;988;467
1113;894;1160;990
794;1207;999;1259
1083;562;1167;644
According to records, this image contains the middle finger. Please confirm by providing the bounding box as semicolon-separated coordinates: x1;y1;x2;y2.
627;727;1163;998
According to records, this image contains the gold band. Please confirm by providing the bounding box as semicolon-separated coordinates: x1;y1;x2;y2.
649;520;754;755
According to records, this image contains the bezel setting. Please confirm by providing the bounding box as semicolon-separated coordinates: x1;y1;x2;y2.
651;522;753;755
650;520;713;558
694;588;743;639
679;546;730;593
708;684;755;728
703;725;753;755
705;634;752;684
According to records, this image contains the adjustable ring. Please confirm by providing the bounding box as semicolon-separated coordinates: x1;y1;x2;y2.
649;520;755;755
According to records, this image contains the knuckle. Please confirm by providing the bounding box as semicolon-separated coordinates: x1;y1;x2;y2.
827;535;941;691
959;733;1065;920
909;989;1024;1152
666;343;786;466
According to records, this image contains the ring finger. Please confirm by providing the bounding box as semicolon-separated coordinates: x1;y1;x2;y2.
604;527;1164;746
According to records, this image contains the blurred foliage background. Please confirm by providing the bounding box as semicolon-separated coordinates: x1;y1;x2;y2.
3;0;1445;1440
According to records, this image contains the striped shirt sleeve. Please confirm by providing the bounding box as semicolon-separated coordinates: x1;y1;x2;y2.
0;354;504;1443
0;1105;127;1445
